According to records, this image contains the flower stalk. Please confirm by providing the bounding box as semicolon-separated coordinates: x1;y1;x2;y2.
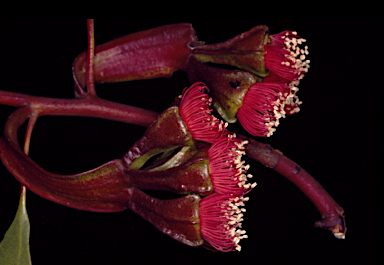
86;18;96;97
236;134;346;239
0;105;131;212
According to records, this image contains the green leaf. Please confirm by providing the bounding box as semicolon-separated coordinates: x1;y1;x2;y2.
0;187;32;265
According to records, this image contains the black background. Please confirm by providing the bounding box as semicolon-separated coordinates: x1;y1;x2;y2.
0;19;377;264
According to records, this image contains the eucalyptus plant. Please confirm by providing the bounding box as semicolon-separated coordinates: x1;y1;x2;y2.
0;19;346;264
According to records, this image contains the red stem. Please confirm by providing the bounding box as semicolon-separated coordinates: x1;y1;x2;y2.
0;90;158;127
86;19;96;97
237;134;346;238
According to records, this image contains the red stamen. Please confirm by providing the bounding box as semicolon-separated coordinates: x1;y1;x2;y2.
208;134;255;196
237;82;289;137
200;193;250;252
283;81;302;115
262;71;290;84
264;31;310;82
262;72;302;115
179;82;225;143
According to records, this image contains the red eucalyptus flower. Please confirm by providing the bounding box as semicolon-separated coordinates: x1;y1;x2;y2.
236;31;309;137
264;31;310;82
237;82;289;137
179;82;226;143
187;28;310;137
126;132;256;197
123;188;252;252
178;82;256;194
200;193;250;252
262;72;302;116
208;133;256;195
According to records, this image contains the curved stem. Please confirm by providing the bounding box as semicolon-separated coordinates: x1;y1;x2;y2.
0;106;131;212
0;136;130;212
237;134;346;239
0;90;158;127
23;111;39;156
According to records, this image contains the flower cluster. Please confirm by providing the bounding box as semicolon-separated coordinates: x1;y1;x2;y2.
178;82;255;251
237;30;310;137
0;22;345;261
